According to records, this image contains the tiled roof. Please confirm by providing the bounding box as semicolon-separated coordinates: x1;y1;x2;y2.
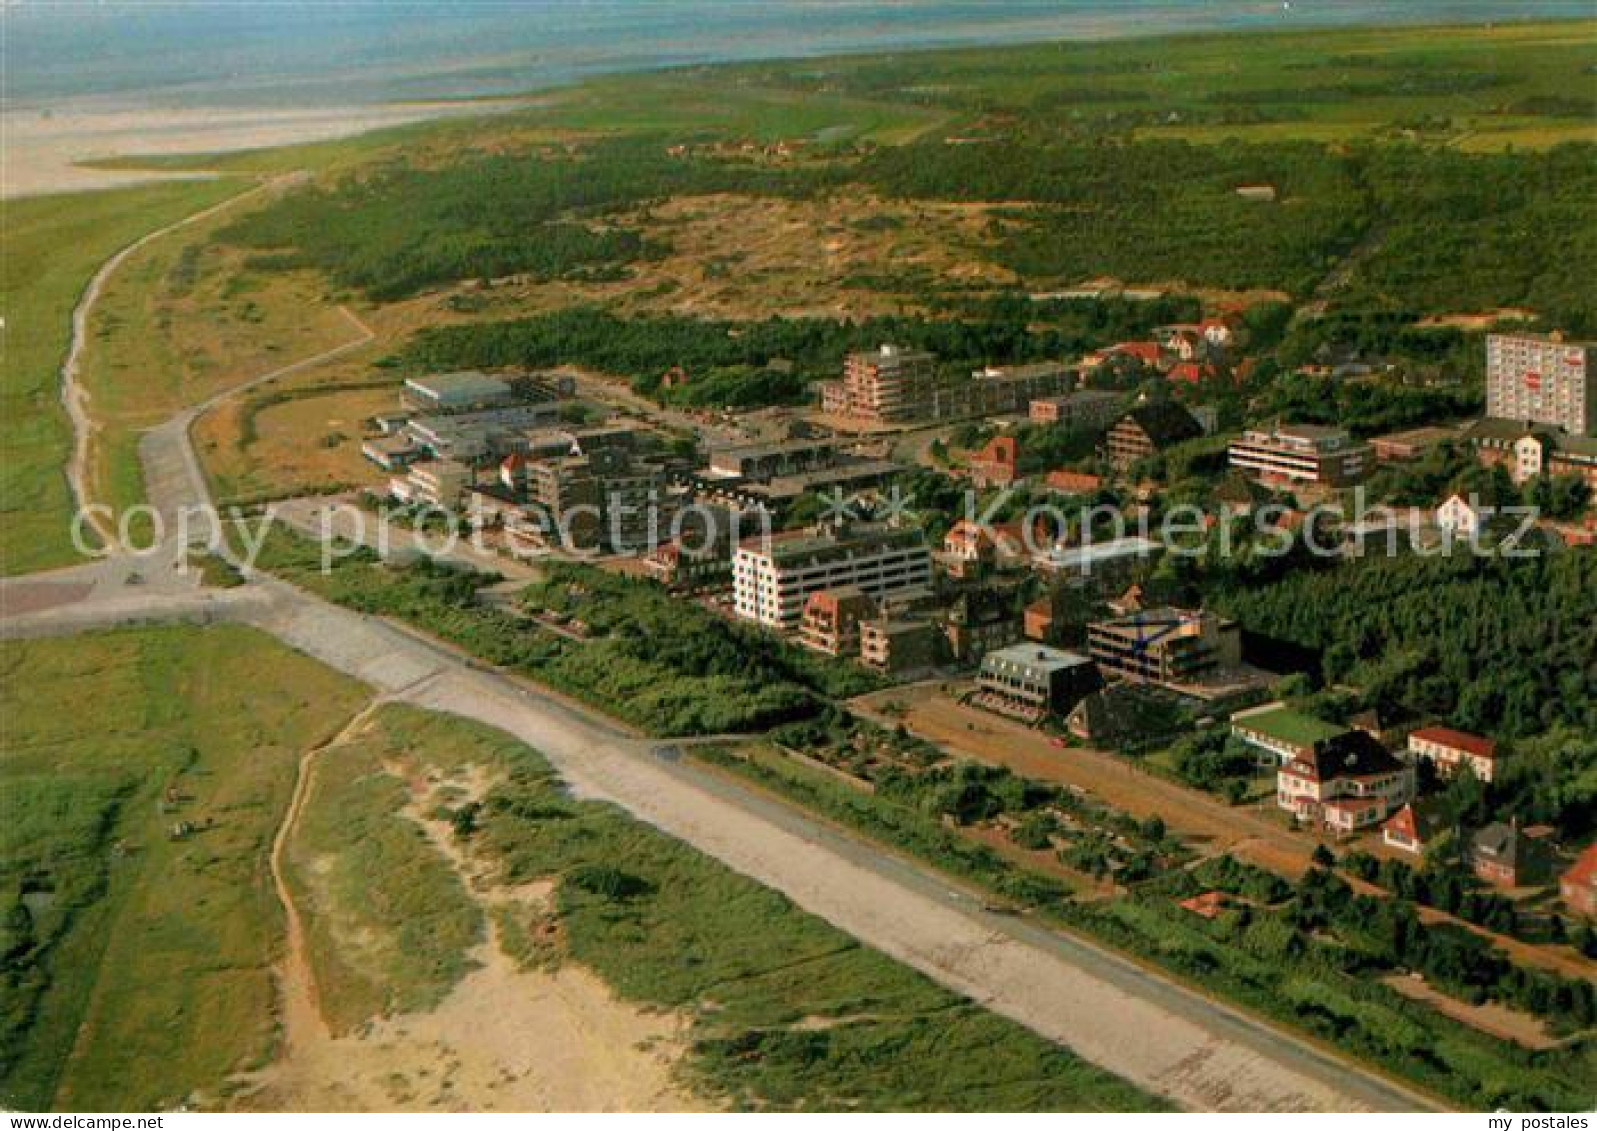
1411;726;1498;760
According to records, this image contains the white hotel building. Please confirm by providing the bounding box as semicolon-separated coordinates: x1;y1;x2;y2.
733;523;932;630
1228;423;1371;487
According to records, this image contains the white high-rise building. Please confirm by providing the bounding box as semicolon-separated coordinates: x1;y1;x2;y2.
1486;333;1596;437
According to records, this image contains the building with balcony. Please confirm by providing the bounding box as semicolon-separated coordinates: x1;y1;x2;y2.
1103;402;1204;471
1086;607;1241;685
1277;731;1414;834
975;644;1103;722
1486;332;1596;437
732;522;932;630
797;587;877;657
1029;389;1123;431
1228;423;1371;487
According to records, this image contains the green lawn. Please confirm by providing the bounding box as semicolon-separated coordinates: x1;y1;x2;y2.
1230;705;1348;749
0;180;242;575
0;625;369;1110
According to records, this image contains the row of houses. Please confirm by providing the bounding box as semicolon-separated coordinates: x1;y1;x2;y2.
1227;703;1597;907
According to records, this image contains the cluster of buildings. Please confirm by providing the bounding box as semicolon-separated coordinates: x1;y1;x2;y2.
818;345;1076;425
1377;333;1597;494
1228;703;1595;907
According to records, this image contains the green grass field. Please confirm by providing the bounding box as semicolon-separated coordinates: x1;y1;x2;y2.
0;625;369;1110
0;181;243;575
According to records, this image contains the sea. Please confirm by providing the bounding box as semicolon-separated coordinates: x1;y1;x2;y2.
7;0;1595;109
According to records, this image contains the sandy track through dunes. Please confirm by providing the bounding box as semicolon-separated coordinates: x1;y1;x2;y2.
235;698;701;1112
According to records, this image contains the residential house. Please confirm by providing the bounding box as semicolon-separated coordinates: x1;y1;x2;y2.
1381;802;1444;856
1277;731;1415;834
798;587;878;657
943;587;1022;664
859;612;943;677
1468;822;1550;889
1044;469;1104;495
1560;844;1597;918
969;435;1020;489
1435;494;1486;540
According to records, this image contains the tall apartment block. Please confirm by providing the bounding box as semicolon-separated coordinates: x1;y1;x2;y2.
733;522;933;630
1486;333;1596;436
820;345;940;423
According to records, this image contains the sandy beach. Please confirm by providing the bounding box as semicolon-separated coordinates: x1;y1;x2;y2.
2;100;505;198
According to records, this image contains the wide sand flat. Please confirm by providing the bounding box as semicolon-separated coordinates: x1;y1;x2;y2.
3;101;493;198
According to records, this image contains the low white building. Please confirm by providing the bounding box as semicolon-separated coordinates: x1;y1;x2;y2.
1407;726;1502;783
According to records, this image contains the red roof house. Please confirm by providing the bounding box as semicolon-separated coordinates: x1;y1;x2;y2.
1561;843;1597;918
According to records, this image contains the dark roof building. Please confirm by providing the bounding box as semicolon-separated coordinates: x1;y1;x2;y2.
1103;402;1203;470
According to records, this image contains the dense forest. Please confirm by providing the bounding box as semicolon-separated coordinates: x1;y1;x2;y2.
1210;551;1597;741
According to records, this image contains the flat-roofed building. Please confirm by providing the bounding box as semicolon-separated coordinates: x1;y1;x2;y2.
1087;607;1241;685
1486;332;1596;436
391;459;473;509
405;403;563;463
860;612;942;676
733;522;932;630
1370;426;1458;463
362;434;420;471
817;347;1072;424
707;437;840;481
1033;536;1162;590
1231;703;1349;765
1228;423;1371;487
403;371;520;414
975;644;1102;722
819;345;939;423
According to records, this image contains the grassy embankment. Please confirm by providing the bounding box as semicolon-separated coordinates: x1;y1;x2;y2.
0;181;241;575
0;625;370;1110
73;191;359;530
